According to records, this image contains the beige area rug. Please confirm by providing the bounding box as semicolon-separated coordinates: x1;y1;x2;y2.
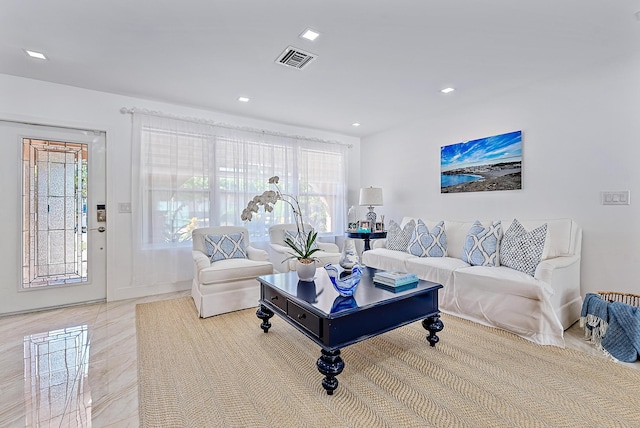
137;297;640;427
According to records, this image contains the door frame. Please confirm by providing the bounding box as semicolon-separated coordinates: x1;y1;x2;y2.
0;118;108;314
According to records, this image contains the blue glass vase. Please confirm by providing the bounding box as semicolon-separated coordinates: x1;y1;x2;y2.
324;264;362;297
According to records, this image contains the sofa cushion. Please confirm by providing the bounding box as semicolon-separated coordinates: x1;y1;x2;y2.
405;256;470;287
408;220;447;257
500;219;547;276
199;258;273;285
444;265;563;346
361;248;416;272
386;219;416;252
204;233;247;262
452;265;553;302
461;220;503;267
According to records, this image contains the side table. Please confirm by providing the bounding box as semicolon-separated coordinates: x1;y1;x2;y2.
346;231;387;251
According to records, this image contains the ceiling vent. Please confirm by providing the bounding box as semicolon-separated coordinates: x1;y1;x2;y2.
275;46;317;70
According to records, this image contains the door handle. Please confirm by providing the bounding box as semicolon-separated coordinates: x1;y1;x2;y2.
90;227;106;233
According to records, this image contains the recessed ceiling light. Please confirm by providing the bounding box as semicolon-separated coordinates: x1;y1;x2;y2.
25;50;47;60
441;87;455;94
238;96;250;103
352;122;361;127
300;28;320;41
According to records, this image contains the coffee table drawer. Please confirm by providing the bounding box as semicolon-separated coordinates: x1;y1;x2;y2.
287;301;321;338
263;287;287;312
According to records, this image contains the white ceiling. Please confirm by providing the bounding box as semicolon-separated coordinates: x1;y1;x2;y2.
2;1;639;137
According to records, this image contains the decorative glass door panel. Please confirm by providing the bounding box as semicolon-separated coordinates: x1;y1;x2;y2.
22;139;88;288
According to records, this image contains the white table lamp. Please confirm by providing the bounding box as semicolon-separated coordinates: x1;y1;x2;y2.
359;187;383;227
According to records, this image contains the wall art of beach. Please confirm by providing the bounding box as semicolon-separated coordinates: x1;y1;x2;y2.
440;130;522;193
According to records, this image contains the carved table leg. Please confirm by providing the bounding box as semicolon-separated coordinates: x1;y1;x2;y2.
316;349;345;395
256;305;274;333
422;313;444;347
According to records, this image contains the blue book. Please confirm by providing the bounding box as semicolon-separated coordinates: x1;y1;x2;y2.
373;275;420;287
375;270;418;283
374;280;418;293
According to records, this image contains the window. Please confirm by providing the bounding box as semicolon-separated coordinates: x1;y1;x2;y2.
134;114;348;248
139;127;210;245
22;139;88;288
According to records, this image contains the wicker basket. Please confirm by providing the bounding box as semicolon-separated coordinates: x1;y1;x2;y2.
596;291;640;307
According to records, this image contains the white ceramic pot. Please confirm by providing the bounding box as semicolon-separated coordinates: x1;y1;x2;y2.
296;259;316;281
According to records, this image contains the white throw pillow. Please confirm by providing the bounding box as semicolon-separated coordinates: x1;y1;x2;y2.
500;219;547;276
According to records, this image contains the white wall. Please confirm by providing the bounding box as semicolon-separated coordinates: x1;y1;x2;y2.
361;52;640;296
0;74;360;309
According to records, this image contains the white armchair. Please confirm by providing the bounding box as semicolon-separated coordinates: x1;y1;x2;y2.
268;224;341;273
192;226;273;318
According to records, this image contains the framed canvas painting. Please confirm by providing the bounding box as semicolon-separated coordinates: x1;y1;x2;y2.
441;130;522;193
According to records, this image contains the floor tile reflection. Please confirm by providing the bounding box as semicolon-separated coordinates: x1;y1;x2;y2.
23;325;91;426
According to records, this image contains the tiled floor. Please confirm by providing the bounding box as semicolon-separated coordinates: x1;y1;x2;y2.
0;290;190;428
0;292;637;427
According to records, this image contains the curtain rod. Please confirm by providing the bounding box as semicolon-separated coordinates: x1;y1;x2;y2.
119;107;353;148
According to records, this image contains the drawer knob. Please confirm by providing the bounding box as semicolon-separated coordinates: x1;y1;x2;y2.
298;313;306;320
271;296;278;301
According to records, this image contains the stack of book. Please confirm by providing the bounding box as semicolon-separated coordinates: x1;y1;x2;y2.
373;271;419;292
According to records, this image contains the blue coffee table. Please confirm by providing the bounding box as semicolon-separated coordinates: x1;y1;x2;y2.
256;266;443;395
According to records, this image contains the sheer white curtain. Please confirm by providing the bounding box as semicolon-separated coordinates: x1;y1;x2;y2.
131;114;214;287
212;127;349;241
130;112;349;288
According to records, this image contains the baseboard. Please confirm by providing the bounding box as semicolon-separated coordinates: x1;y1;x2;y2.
0;298;106;318
108;280;191;301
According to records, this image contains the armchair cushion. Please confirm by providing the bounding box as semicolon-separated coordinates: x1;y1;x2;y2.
199;258;273;285
317;242;339;253
204;233;247;262
268;223;340;272
270;223;314;246
246;246;269;261
284;229;319;251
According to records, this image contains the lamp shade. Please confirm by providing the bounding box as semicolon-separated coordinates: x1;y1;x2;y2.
359;187;383;206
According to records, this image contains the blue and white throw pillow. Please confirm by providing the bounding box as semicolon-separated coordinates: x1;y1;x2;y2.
386;219;416;252
461;220;503;266
284;229;319;251
204;233;247;262
499;219;547;276
408;220;447;257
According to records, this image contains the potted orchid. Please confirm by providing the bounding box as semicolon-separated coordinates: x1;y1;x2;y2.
241;176;320;276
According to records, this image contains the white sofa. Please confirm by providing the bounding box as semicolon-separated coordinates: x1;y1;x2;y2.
192;226;273;318
362;217;582;347
268;224;341;273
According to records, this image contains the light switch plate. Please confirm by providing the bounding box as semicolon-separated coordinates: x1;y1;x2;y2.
119;202;132;213
602;190;630;205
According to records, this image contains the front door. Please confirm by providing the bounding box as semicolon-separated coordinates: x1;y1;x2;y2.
0;120;106;314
